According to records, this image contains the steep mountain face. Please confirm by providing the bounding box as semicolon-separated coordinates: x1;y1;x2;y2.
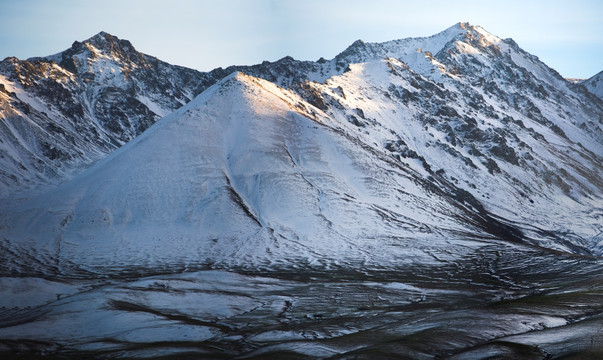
0;32;218;197
295;23;603;254
582;70;603;99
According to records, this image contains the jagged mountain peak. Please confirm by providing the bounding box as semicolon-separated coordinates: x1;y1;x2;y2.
332;21;574;96
332;22;505;74
30;31;146;76
453;21;490;34
438;21;477;39
82;30;137;56
436;22;501;46
88;30;112;41
345;39;367;51
0;31;212;197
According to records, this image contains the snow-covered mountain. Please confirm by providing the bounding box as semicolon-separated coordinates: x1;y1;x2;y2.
297;23;603;255
0;32;223;197
1;23;602;276
0;31;342;198
1;72;510;275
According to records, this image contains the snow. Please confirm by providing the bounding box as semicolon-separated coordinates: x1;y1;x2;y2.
0;32;210;198
0;71;498;275
0;21;600;276
0;278;83;308
301;43;602;253
135;95;169;117
582;71;603;99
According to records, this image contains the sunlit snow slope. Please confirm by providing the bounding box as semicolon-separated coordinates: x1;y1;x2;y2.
1;72;518;275
297;22;603;255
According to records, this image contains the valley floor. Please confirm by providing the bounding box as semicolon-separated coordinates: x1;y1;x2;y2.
1;241;601;359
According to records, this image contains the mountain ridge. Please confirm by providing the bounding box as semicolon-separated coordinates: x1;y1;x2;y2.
0;31;212;197
2;24;600;198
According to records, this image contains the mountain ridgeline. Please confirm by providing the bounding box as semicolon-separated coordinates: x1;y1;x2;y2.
0;22;602;276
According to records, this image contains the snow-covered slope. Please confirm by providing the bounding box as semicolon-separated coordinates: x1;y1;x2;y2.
1;72;519;275
0;31;343;199
582;71;603;99
304;58;601;253
286;22;602;255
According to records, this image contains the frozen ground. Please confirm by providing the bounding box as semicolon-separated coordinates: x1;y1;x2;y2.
0;243;601;359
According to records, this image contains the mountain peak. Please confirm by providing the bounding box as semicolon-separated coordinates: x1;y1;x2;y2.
582;70;603;99
39;31;140;67
438;21;500;41
455;21;472;30
83;30;111;43
450;21;490;34
333;22;482;68
436;22;496;45
85;31;118;43
350;39;366;47
40;31;145;74
83;31;137;55
190;70;303;113
84;31;111;46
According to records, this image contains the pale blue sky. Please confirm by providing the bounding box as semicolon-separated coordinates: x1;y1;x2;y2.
1;0;601;78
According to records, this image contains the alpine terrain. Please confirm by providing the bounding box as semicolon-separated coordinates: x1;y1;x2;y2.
0;23;602;359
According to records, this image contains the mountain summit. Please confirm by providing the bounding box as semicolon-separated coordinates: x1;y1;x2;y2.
42;31;143;74
582;70;603;99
